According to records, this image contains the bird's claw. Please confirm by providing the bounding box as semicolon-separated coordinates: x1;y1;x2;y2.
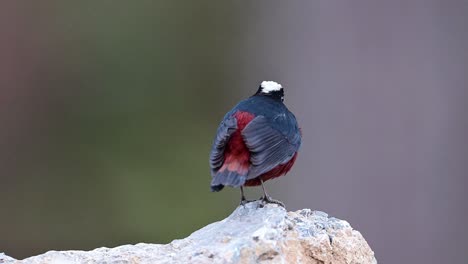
240;198;255;207
259;195;285;208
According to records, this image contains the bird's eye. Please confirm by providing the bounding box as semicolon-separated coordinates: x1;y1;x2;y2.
281;96;284;102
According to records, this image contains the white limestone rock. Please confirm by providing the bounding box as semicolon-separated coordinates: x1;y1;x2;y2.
1;253;16;263
4;201;377;264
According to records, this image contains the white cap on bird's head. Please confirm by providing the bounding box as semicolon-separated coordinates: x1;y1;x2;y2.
260;81;283;93
255;80;285;102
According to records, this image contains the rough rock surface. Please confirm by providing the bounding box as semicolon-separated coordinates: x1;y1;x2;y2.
0;253;16;263
4;201;377;264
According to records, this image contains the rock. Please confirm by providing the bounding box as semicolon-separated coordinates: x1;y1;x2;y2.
4;201;377;264
1;253;16;263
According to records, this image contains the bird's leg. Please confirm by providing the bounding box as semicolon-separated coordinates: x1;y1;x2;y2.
239;186;254;206
260;179;285;207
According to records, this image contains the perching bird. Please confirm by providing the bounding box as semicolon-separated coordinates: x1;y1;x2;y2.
209;81;301;206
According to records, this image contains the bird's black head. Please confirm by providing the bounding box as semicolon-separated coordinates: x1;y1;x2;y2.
254;81;284;102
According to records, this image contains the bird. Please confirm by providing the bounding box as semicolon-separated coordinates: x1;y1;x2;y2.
209;81;302;207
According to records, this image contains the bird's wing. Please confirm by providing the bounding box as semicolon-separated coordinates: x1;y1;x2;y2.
242;115;301;179
209;116;238;176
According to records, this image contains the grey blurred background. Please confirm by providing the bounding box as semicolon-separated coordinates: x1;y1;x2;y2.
1;1;467;263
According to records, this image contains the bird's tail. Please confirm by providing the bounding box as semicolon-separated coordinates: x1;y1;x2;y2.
210;162;248;192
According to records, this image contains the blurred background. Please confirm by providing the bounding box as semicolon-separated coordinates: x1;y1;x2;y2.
1;1;467;263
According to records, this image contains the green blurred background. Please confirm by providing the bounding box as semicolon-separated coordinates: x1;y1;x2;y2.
1;1;246;257
2;1;468;263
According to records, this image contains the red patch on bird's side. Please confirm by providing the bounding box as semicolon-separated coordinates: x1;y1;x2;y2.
244;152;298;186
218;111;255;175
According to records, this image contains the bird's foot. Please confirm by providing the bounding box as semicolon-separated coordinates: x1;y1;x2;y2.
240;198;256;207
259;195;285;208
